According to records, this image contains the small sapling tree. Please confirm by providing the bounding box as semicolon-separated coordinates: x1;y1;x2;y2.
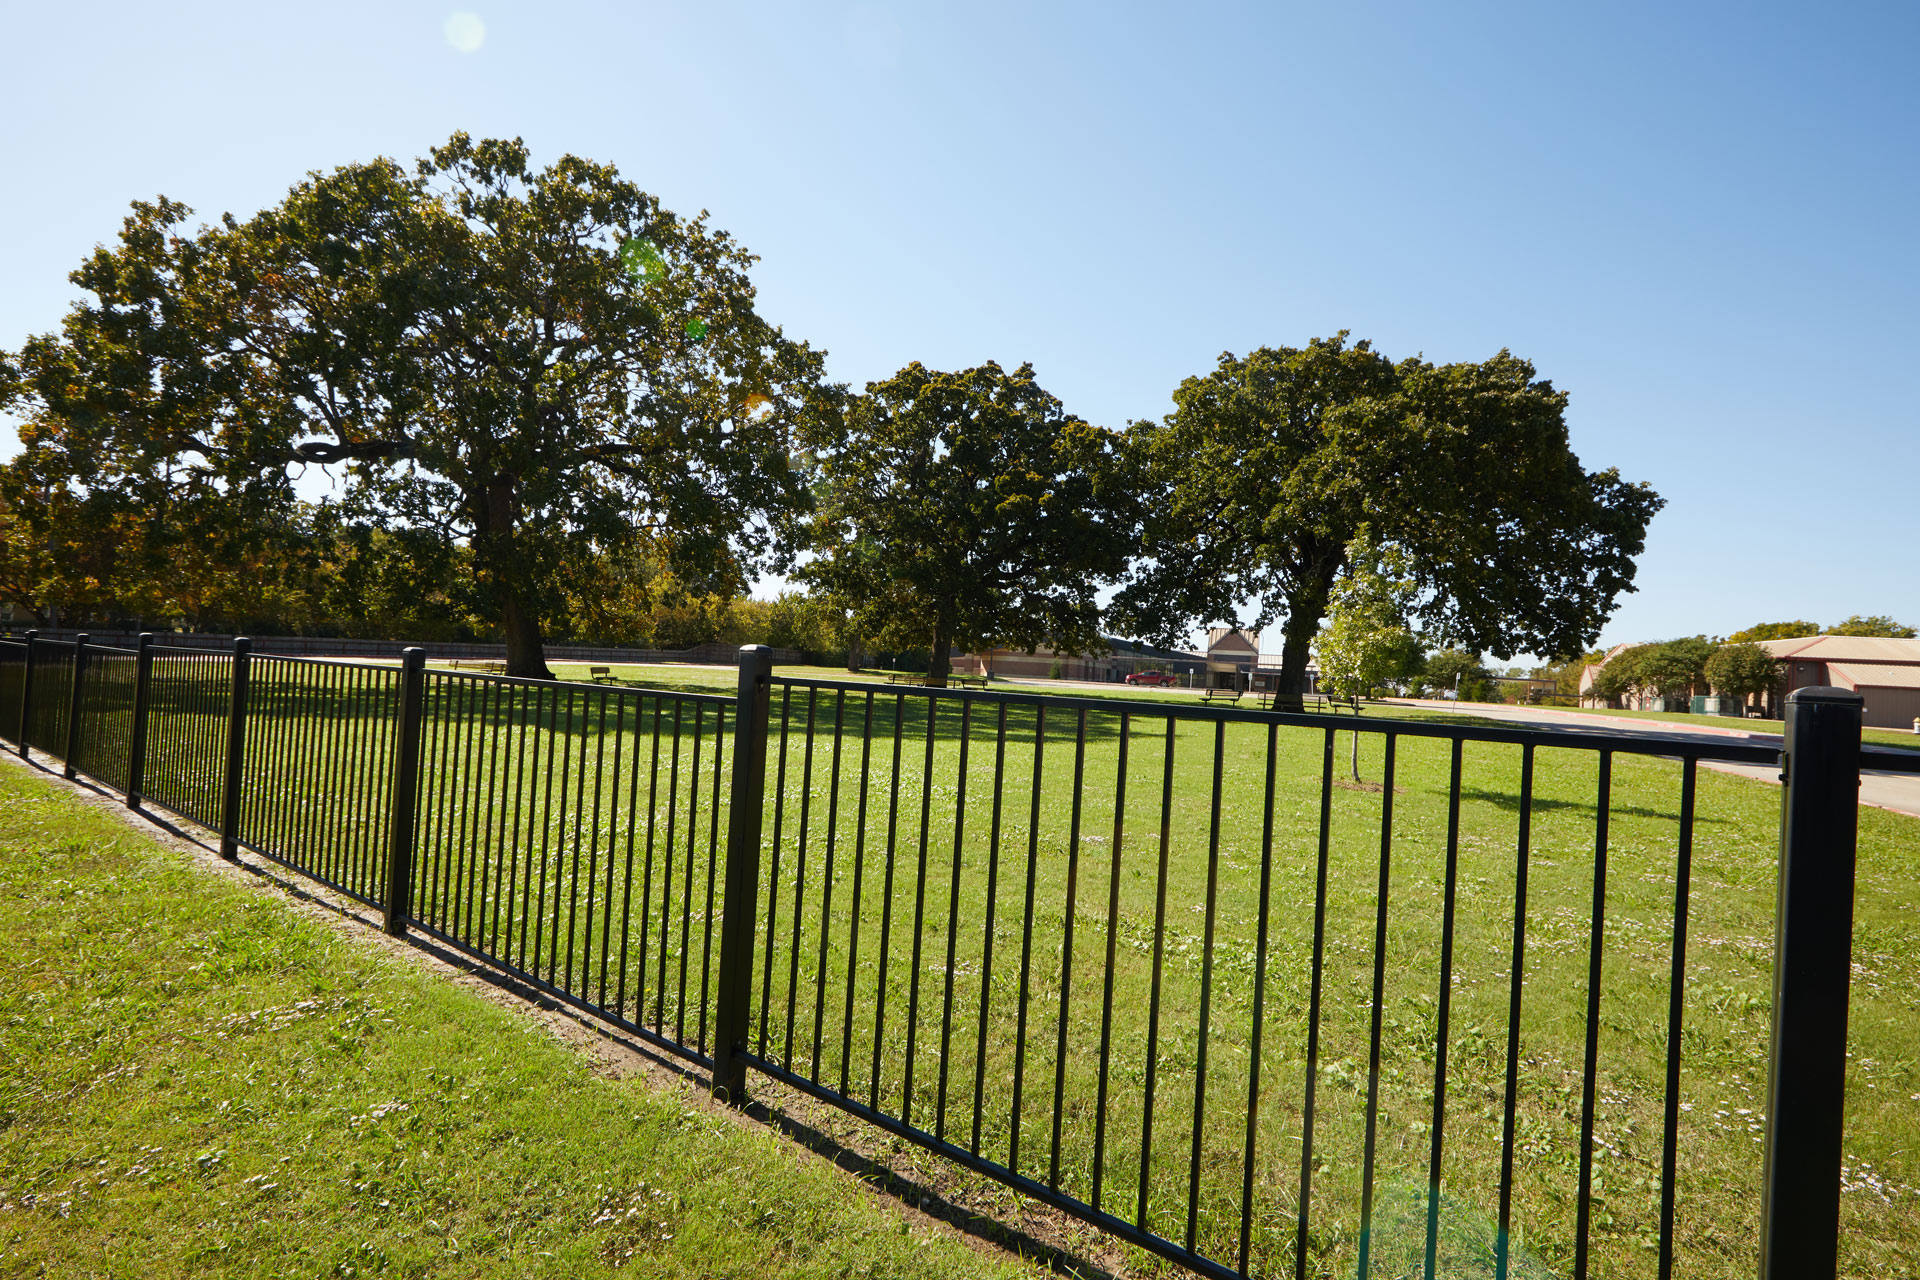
1317;533;1418;780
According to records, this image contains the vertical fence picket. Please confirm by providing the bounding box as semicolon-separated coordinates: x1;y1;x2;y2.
61;633;88;778
383;649;427;935
126;634;154;807
218;638;251;860
15;630;35;758
1760;686;1863;1279
712;644;773;1102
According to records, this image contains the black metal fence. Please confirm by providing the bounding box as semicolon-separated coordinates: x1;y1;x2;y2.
404;669;734;1065
2;632;1911;1280
238;652;402;904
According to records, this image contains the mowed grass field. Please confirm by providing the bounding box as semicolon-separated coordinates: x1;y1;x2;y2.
547;662;1920;753
0;758;1037;1280
15;658;1918;1278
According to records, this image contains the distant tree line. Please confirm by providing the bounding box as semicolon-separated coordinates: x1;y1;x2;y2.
3;134;1665;691
1727;617;1915;641
1580;613;1915;713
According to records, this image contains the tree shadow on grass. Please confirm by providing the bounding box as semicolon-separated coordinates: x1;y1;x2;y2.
740;1099;1122;1280
1451;786;1727;825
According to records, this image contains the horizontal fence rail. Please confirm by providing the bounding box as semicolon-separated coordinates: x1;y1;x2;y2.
0;637;1908;1280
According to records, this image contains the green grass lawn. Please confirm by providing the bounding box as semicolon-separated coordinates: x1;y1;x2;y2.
0;759;1036;1280
549;664;1920;751
544;662;1206;701
549;663;1411;711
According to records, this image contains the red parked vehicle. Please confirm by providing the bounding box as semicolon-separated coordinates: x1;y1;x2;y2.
1125;670;1179;686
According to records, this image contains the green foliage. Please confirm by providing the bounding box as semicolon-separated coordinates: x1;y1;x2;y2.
304;512;480;641
0;194;315;630
1316;534;1419;700
1591;637;1712;705
1827;614;1917;638
1113;334;1663;696
1425;648;1492;701
1726;620;1821;643
554;539;763;650
759;590;852;657
1705;641;1781;703
1638;636;1714;700
1589;644;1650;704
799;361;1135;685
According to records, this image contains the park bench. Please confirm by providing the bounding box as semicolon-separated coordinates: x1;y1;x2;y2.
589;665;617;684
952;675;988;689
1255;692;1362;713
449;659;507;674
1310;693;1362;714
1198;687;1240;704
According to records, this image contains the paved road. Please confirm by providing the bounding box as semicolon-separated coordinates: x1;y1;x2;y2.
1381;700;1920;819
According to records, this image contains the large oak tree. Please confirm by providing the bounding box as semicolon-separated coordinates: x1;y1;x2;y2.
1112;335;1663;706
2;135;826;675
798;361;1134;686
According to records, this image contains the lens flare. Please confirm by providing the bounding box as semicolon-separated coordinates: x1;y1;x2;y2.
685;318;709;341
742;393;773;418
443;11;486;52
619;236;665;284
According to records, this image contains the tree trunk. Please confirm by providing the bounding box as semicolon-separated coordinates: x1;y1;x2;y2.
1351;728;1362;782
926;621;952;688
1271;598;1326;713
501;592;555;680
473;475;554;681
846;635;865;673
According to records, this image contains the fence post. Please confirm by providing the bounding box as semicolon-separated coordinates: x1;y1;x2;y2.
126;634;154;807
218;637;252;861
711;644;774;1103
16;629;37;757
382;648;427;937
1759;685;1862;1280
62;634;90;779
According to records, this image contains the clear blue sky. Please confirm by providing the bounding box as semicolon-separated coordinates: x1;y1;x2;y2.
3;1;1914;656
